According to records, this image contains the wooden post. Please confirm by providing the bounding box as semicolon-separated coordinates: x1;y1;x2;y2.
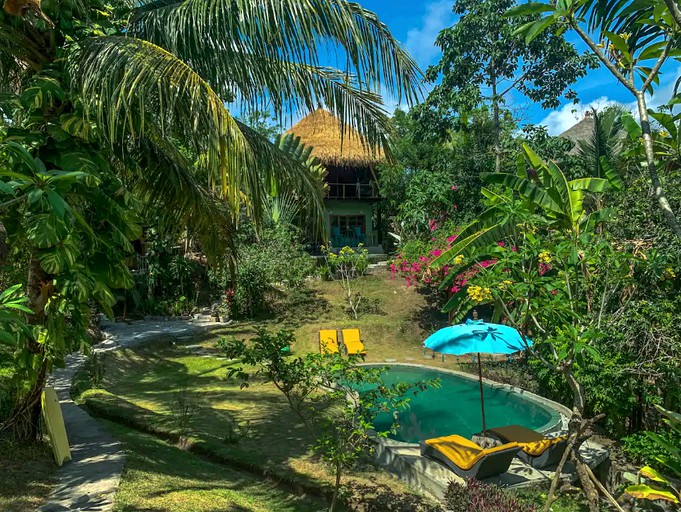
478;352;487;433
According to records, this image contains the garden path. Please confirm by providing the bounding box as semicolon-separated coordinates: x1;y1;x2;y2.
39;317;225;512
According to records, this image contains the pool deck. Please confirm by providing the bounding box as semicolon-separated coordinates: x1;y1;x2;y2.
366;363;610;500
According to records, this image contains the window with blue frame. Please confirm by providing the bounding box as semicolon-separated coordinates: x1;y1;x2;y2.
330;215;366;246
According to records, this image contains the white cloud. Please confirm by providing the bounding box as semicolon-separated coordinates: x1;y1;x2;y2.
540;65;681;135
404;1;456;67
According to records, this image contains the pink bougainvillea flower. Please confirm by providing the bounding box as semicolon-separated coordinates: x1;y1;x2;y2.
452;204;458;210
450;286;461;294
497;241;505;247
511;246;517;252
447;235;458;243
550;289;558;295
428;219;438;232
539;262;551;276
451;185;459;191
431;249;442;257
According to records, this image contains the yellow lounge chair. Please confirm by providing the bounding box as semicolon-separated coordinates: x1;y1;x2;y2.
488;425;568;468
319;330;339;354
341;329;366;356
420;434;520;479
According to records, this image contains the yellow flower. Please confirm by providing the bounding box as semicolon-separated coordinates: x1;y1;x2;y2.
499;280;513;290
467;285;492;303
660;130;670;138
539;251;553;264
665;267;676;279
453;255;465;265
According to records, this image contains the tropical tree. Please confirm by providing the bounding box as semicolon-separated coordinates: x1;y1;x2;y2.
0;0;422;441
425;0;596;172
507;0;681;239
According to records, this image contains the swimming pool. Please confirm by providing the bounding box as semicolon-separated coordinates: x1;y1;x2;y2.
358;364;561;443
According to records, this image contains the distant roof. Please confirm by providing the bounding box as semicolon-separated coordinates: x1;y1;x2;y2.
559;113;595;155
286;109;385;167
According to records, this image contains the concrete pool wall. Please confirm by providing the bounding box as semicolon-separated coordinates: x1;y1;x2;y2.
361;363;605;500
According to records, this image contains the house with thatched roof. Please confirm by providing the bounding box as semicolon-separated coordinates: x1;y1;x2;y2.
559;111;595;154
287;109;385;250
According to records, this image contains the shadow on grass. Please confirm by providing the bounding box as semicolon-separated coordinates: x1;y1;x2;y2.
106;420;324;512
74;348;332;499
411;288;449;333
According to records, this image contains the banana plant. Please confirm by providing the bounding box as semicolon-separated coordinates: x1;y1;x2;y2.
432;144;612;270
626;406;681;505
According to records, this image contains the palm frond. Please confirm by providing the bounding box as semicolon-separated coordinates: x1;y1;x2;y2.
127;0;421;140
123;123;236;264
67;36;325;244
577;0;666;51
577;107;626;182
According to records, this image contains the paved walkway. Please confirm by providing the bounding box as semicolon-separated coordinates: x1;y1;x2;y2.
40;317;225;512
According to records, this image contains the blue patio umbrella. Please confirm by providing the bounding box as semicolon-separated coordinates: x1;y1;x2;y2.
423;319;532;432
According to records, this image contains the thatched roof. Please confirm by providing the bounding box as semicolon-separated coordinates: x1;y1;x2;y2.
286;109;385;168
559;114;595;155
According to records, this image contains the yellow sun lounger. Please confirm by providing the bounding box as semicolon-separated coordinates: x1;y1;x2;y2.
319;329;339;354
341;329;366;356
420;434;520;479
488;425;568;468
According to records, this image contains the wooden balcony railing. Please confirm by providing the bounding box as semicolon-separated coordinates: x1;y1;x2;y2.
326;182;379;200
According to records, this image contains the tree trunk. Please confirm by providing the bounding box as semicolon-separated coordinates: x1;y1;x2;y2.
544;366;600;512
329;462;342;512
0;257;50;442
491;70;501;174
636;91;681;240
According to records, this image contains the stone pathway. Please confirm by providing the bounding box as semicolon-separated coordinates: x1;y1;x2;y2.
40;317;226;512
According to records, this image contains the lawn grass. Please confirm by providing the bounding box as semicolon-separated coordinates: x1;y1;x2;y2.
0;441;58;512
103;420;327;512
75;337;441;512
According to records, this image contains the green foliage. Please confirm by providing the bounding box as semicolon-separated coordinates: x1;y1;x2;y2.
322;245;370;319
425;0;596;114
626;406;681;505
377;108;499;241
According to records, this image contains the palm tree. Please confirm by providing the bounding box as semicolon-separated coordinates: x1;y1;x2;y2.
0;0;421;441
1;0;420;247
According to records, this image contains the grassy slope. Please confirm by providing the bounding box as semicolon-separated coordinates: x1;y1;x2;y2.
105;420;326;512
0;441;57;512
75;268;446;511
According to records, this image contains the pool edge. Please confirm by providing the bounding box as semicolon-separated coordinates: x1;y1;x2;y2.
359;362;571;448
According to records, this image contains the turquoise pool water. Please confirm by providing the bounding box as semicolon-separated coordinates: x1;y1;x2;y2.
358;365;558;443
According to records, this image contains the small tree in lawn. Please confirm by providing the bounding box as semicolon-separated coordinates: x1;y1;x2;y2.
323;245;370;319
221;328;436;512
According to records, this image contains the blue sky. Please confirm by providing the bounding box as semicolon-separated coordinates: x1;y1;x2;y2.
359;0;681;135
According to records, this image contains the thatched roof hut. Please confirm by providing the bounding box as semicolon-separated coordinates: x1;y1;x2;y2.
286;109;385;168
559;111;595;155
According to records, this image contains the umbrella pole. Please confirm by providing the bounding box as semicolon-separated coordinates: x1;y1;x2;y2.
477;353;487;433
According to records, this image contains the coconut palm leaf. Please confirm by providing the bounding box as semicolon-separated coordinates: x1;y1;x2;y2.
577;0;666;51
123;125;237;263
127;0;421;109
66;36;324;224
577;108;626;186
